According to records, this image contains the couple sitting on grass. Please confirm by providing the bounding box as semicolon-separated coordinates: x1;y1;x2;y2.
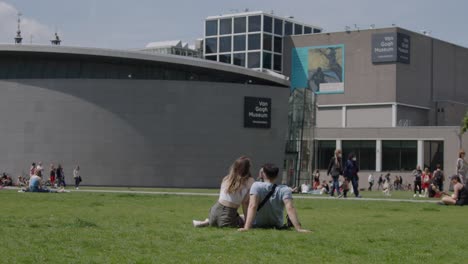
193;156;310;232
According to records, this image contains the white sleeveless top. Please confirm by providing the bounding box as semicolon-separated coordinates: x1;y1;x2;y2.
219;181;249;206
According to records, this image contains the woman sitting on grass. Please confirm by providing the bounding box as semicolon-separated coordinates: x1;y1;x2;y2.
193;156;255;228
441;175;468;206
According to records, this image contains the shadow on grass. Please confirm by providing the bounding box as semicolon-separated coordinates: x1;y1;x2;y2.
68;218;98;228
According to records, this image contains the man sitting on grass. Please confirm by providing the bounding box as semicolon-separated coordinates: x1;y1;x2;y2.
20;172;66;193
238;164;310;233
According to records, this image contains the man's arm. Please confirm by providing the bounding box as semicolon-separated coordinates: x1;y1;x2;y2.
284;199;310;233
238;194;259;231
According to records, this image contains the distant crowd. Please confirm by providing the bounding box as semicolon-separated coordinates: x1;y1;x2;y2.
1;162;83;193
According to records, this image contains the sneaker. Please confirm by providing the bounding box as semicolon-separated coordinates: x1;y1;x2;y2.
76;187;79;190
338;194;343;198
413;194;417;197
419;195;424;198
192;220;204;227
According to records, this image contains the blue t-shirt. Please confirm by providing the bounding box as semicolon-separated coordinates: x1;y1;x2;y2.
29;176;41;190
250;182;293;228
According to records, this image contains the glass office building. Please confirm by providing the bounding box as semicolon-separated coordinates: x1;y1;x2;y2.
203;11;322;73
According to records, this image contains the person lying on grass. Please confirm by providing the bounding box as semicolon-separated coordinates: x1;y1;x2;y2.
238;164;310;233
440;175;468;206
193;156;255;228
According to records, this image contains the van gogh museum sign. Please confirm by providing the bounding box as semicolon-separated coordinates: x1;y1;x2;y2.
372;32;411;64
244;97;271;129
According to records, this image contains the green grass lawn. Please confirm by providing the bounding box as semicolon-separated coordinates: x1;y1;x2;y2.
0;189;466;264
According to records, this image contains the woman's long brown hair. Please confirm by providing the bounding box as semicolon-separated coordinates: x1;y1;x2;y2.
223;156;252;194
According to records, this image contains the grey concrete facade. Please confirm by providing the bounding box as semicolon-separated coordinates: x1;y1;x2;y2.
0;46;290;187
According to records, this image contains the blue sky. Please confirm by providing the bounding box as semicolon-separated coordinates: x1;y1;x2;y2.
0;0;467;49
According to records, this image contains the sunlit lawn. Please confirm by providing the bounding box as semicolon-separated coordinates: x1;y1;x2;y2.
0;188;466;264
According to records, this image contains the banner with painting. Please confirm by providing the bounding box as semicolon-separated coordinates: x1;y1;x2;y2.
291;44;345;94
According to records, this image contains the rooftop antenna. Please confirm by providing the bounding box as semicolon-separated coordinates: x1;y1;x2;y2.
14;12;23;44
354;24;360;32
51;27;61;45
421;30;432;36
370;24;375;29
244;8;249;12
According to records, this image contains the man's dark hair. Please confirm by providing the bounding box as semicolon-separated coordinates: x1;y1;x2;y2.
262;164;279;179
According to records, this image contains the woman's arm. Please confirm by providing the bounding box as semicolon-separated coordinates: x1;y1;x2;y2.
453;184;461;200
241;178;255;218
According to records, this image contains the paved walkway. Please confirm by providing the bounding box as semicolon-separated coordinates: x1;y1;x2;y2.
4;186;438;203
73;189;438;204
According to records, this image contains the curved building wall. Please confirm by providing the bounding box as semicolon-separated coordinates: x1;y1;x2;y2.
0;78;288;187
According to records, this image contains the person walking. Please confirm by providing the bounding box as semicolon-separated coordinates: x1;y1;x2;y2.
56;164;66;187
344;153;361;198
29;162;36;178
377;174;383;190
456;150;467;185
327;149;343;197
368;174;374;191
422;168;432;197
73;165;81;190
413;165;423;197
49;164;56;188
36;162;44;178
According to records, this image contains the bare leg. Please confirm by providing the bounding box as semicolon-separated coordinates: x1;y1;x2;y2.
441;196;456;205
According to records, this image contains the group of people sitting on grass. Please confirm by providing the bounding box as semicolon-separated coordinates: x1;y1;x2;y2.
1;173;14;187
192;156;310;232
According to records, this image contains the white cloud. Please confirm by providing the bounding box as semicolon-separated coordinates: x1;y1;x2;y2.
0;1;53;44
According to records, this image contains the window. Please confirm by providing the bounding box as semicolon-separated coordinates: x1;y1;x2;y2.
219;36;232;53
342;140;376;170
273;54;282;71
205;38;217;54
205;20;218;36
313;28;322;33
304;27;312;34
274;37;282;53
317;140;336;170
233;35;246;51
205;55;217;61
219;54;231;64
263;34;272;51
263;52;272;69
234;17;246;33
248;15;261;32
233;53;246;67
263;15;272;33
248;34;261;50
284;21;293;35
248;52;260;68
220;18;232;35
294;24;303;35
424;141;444;171
274;19;283;35
382;141;417;171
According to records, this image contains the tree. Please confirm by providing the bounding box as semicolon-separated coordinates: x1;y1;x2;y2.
462;111;468;134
